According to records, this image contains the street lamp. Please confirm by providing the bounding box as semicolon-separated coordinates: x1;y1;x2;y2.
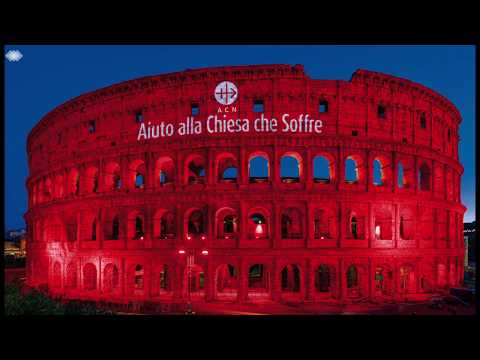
178;247;208;314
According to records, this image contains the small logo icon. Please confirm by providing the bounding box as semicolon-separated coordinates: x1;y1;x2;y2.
215;81;238;105
5;50;23;62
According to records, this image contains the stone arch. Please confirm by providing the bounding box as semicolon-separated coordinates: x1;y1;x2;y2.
373;207;393;240
248;151;270;182
215;207;239;239
248;208;270;239
85;166;99;193
248;263;270;296
216;152;238;183
399;263;417;294
215;263;238;300
280;264;301;292
83;263;97;291
313;207;336;239
185;207;206;237
345;155;363;183
313;153;335;183
348;211;365;240
156;156;175;186
68;168;80;196
104;161;121;190
103;263;120;293
127;210;145;240
153;208;176;239
280;151;303;182
346;263;368;298
66;261;77;288
281;207;304;239
373;264;394;297
129;159;146;189
185;154;206;185
314;264;336;295
183;263;206;299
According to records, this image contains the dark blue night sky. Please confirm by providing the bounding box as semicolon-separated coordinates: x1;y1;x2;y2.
4;45;476;229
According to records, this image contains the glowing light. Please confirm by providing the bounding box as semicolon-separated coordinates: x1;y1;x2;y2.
140;236;144;240
178;250;186;254
201;250;209;255
320;236;325;240
255;223;264;235
201;235;206;240
187;235;191;240
225;235;229;239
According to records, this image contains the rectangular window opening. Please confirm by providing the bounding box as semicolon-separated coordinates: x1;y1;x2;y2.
191;103;200;116
253;99;264;113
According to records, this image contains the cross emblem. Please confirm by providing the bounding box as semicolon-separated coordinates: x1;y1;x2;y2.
214;81;238;105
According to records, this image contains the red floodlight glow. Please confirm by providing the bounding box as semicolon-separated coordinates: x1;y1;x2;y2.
201;250;209;255
187;235;191;240
178;249;186;254
201;235;206;240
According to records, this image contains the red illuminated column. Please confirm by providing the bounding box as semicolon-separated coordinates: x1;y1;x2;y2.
271;260;279;302
306;202;313;248
176;204;184;248
304;259;312;302
272;205;280;248
239;148;247;187
207;148;214;186
98;208;104;249
205;261;214;302
239;201;247;247
144;206;152;248
392;152;397;193
338;258;344;302
305;148;313;191
145;152;154;190
207;206;214;248
272;148;280;186
237;260;247;302
336;146;342;190
120;156;129;191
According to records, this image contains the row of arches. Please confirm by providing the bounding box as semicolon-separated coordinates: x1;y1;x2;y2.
31;151;457;206
33;205;462;244
49;259;460;300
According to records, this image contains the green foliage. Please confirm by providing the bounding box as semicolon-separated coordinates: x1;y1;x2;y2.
4;284;115;315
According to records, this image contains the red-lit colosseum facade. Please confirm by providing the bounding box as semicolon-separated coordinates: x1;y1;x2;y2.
24;64;466;305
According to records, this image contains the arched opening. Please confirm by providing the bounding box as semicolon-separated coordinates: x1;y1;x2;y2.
248;264;269;292
132;264;144;293
188;210;205;236
135;217;144;239
186;156;206;185
217;154;238;183
280;154;302;183
159;211;176;239
83;263;97;291
159;264;171;293
313;209;334;239
397;162;405;188
349;213;365;240
185;264;205;298
345;157;359;183
315;265;331;293
52;262;61;288
111;216;120;240
85;167;99;193
54;175;64;198
249;154;269;183
346;265;365;298
68;169;80;196
105;162;121;190
374;210;392;240
351;216;358;239
313;155;331;183
373;159;384;186
127;211;144;240
103;264;119;293
281;264;301;292
399;265;416;294
319;100;329;113
418;163;431;191
248;212;268;239
216;264;238;299
216;208;238;239
374;266;393;297
128;160;146;189
156;157;175;186
66;262;77;288
281;208;303;239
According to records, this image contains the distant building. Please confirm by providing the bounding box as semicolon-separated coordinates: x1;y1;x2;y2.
6;228;27;244
463;221;476;266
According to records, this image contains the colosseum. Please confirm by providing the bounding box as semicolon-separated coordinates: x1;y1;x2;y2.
24;64;466;306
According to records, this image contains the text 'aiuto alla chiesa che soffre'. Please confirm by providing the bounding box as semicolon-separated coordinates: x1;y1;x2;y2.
24;64;466;304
